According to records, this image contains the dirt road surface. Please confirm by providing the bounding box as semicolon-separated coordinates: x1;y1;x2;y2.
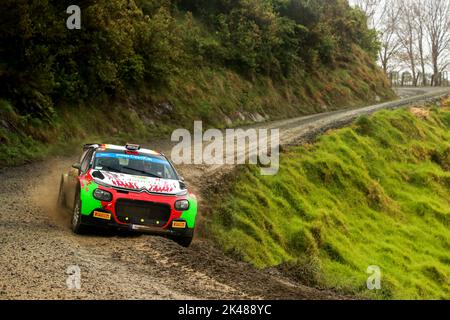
1;87;449;300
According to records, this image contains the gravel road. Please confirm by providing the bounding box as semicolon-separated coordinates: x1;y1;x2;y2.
1;87;449;300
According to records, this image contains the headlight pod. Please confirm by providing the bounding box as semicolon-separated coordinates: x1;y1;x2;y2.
93;188;113;202
174;199;189;211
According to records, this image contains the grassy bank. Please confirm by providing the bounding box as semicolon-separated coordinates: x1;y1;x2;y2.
204;99;450;299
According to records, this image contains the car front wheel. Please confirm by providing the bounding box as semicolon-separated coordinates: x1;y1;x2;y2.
72;192;86;234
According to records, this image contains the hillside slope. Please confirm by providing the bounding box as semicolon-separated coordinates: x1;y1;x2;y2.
204;100;450;299
0;0;393;167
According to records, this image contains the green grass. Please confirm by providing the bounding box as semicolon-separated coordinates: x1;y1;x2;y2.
205;104;450;299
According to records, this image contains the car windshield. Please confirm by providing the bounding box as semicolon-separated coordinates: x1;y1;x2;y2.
93;151;178;180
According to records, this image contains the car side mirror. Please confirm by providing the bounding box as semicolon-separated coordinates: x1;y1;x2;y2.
179;176;185;182
72;163;81;170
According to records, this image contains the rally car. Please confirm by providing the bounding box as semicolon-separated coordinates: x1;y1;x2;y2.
57;143;198;247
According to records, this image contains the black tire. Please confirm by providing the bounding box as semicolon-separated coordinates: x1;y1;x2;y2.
173;234;194;248
57;176;66;208
72;192;86;234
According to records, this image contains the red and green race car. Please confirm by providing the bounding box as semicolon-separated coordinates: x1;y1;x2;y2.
58;143;198;247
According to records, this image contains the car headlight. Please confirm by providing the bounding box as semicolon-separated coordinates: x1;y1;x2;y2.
174;199;189;211
93;189;113;202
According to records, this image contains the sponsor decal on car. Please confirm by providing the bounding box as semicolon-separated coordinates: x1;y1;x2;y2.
172;221;187;229
97;171;180;194
93;211;111;220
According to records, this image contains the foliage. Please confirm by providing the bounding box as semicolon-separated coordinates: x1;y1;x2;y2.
0;0;381;120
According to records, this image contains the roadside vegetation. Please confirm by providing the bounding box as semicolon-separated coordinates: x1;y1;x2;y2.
204;99;450;299
0;0;393;167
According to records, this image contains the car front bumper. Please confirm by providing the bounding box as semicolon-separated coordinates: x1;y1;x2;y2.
80;213;194;237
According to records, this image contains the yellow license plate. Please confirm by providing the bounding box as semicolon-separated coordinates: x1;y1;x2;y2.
93;211;111;220
172;221;186;229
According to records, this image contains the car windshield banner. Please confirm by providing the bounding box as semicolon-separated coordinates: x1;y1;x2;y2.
95;153;167;164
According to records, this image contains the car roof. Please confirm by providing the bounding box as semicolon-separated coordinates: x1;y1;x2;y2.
89;144;163;156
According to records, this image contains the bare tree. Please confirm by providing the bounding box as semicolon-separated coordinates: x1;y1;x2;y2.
412;0;429;85
397;0;420;86
378;0;402;74
352;0;401;74
423;0;450;86
353;0;450;87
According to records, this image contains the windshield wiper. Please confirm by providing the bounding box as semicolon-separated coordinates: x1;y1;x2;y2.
121;167;162;179
98;165;122;174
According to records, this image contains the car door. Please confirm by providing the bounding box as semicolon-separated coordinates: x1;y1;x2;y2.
67;148;94;209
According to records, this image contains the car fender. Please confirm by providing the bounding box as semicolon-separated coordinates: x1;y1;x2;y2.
180;194;198;229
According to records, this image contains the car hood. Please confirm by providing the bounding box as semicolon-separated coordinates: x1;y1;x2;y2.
91;170;183;195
